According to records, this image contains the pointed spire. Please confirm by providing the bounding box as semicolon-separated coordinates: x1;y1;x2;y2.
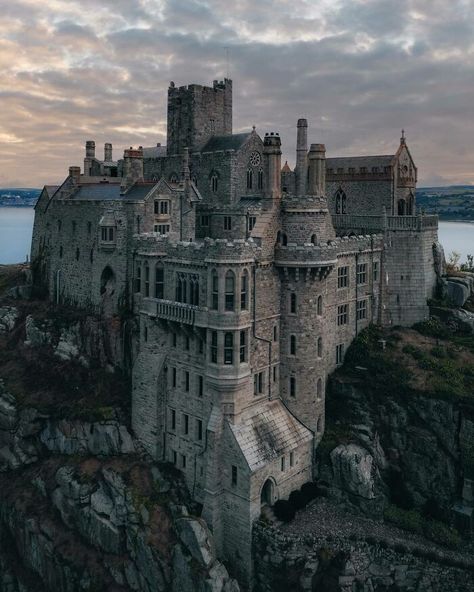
281;160;291;173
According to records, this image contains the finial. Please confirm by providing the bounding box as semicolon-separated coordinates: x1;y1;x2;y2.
401;129;405;143
252;125;256;132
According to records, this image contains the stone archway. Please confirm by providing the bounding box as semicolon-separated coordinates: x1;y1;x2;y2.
260;478;276;507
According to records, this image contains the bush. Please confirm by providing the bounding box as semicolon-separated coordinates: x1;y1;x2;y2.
300;482;319;504
424;521;461;549
384;505;423;534
413;318;450;339
273;500;295;522
431;346;447;359
403;344;425;360
289;490;306;511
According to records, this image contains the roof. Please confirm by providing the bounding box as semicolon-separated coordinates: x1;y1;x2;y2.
143;145;167;158
201;132;251;153
281;161;292;173
44;185;60;196
229;399;312;472
326;155;394;171
71;183;155;202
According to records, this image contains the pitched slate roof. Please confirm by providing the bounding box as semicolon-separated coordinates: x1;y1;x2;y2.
71;183;155;202
201;132;250;153
326;155;394;171
143;145;167;158
230;400;312;472
44;185;60;196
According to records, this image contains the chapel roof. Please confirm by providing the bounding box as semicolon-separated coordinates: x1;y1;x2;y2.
230;399;312;472
326;155;394;170
201;132;251;153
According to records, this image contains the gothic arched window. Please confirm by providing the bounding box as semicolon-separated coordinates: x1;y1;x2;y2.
240;270;249;310
225;270;235;311
246;169;253;190
317;378;323;400
335;188;347;214
317;295;322;316
211;269;219;310
317;337;323;358
258;169;263;190
210;173;218;192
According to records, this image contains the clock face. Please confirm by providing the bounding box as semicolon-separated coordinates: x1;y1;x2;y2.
249;151;261;167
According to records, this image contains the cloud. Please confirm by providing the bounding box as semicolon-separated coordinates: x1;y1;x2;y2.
0;0;473;187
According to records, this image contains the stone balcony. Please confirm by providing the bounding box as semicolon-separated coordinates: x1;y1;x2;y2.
332;213;438;234
274;244;338;268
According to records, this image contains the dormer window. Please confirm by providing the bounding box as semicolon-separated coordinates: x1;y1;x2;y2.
360;167;367;174
169;173;178;184
99;211;117;248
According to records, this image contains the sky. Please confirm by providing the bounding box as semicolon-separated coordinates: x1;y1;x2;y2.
1;0;474;188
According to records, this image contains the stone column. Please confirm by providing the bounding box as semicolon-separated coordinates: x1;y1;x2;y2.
307;143;326;197
295;118;308;197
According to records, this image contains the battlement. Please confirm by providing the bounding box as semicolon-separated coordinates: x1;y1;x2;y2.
333;213;438;234
282;195;329;211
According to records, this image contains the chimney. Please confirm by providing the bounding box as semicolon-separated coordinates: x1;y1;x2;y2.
85;140;95;158
121;146;144;193
263;132;282;202
296;119;308;197
104;143;112;161
69;166;81;184
308;143;326;197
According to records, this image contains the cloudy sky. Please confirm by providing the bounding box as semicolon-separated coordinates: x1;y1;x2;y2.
1;0;473;187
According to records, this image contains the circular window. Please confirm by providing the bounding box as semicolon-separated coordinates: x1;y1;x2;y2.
249;151;261;167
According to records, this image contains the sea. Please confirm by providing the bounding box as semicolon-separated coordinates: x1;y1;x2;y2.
0;207;473;265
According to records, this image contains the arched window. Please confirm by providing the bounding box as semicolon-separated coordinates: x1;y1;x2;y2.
190;275;199;305
258;169;263;190
90;249;93;264
176;272;187;303
155;264;164;299
335;188;347;214
225;270;235;311
282;233;288;246
276;231;281;245
310;234;317;245
211;173;218;192
240;270;248;310
290;292;297;314
317;295;322;316
211;269;219;310
317;337;323;358
290;335;296;356
169;172;178;184
224;332;234;365
144;262;150;297
135;263;141;293
317;378;323;400
59;245;63;259
398;199;406;216
100;266;115;297
246;169;253;190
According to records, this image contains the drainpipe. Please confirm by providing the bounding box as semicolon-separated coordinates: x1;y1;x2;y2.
252;265;272;400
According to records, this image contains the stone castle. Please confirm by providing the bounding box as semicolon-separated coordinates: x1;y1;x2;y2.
31;78;440;585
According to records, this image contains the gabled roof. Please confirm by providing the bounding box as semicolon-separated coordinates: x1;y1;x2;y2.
201;132;251;153
281;161;292;173
143;145;167;158
326;155;394;170
71;182;157;202
44;185;60;196
229;399;312;473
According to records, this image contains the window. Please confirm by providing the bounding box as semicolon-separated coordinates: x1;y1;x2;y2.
198;375;203;397
246;169;253;189
240;330;247;362
172;332;177;347
75;247;80;261
290;292;297;314
240;270;248;310
290;452;294;467
254;372;264;395
273;366;277;382
317;378;323;400
356;299;367;320
317;337;323;358
201;215;209;227
90;249;93;263
357;263;367;285
335;189;347;214
143;325;148;342
211;270;219;310
337;304;348;326
155;266;164;299
225;271;235;311
337;167;344;174
211;331;218;363
57;220;62;232
273;325;278;341
154;224;170;235
290;335;296;355
232;465;238;486
247;216;256;232
211;174;218;192
317;295;322;316
372;167;379;173
172;450;177;465
360;167;367;174
317;417;322;433
373;261;379;282
281;457;285;472
336;343;345;365
154;200;159;214
183;414;189;435
282;233;288;246
170;409;176;430
185;371;190;392
144;262;149;297
338;266;348;288
197;419;203;441
348;167;355;174
290;376;296;398
59;245;63;259
172;367;177;387
224;216;232;230
176;272;199;305
101;227;114;242
181;454;187;468
258;169;263;189
310;234;317;245
199;339;204;355
185;336;190;351
156;200;169;215
224;332;234;365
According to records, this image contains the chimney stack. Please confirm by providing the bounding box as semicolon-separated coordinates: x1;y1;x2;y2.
104;143;112;161
263;132;282;203
85;140;95;158
69;166;81;184
296;119;308;197
121;146;144;193
307;143;326;197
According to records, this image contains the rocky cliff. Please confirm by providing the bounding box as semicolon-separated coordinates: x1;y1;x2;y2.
0;266;239;592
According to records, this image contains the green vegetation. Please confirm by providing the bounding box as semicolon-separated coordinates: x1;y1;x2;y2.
384;505;461;549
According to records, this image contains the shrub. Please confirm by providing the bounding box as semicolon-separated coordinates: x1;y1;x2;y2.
289;490;306;511
413;318;450;339
431;346;447;359
273;500;295;522
384;505;423;534
300;482;319;504
403;344;424;359
424;521;461;549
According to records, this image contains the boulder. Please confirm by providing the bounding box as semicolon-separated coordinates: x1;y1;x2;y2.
0;306;18;334
176;516;215;568
24;314;52;346
446;280;470;306
330;444;377;499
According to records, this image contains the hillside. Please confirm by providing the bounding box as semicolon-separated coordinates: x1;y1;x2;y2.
417;186;474;220
0;188;41;207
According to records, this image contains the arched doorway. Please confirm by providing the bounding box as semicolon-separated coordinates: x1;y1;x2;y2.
261;478;276;507
398;199;406;215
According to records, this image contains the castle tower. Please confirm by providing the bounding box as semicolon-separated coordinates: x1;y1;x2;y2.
263;132;282;202
308;143;326;197
295;119;308;197
104;142;113;161
166;79;232;156
121;147;144;193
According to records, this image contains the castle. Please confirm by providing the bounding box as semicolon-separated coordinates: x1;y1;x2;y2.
31;78;439;585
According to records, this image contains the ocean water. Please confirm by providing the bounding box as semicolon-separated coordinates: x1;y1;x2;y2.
0;207;35;264
0;207;473;266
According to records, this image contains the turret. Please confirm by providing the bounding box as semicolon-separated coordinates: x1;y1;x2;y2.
121;146;144;193
295;119;308;197
263;132;281;202
104;143;113;161
308;143;326;197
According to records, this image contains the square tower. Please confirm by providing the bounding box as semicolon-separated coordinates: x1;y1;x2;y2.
166;79;232;156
